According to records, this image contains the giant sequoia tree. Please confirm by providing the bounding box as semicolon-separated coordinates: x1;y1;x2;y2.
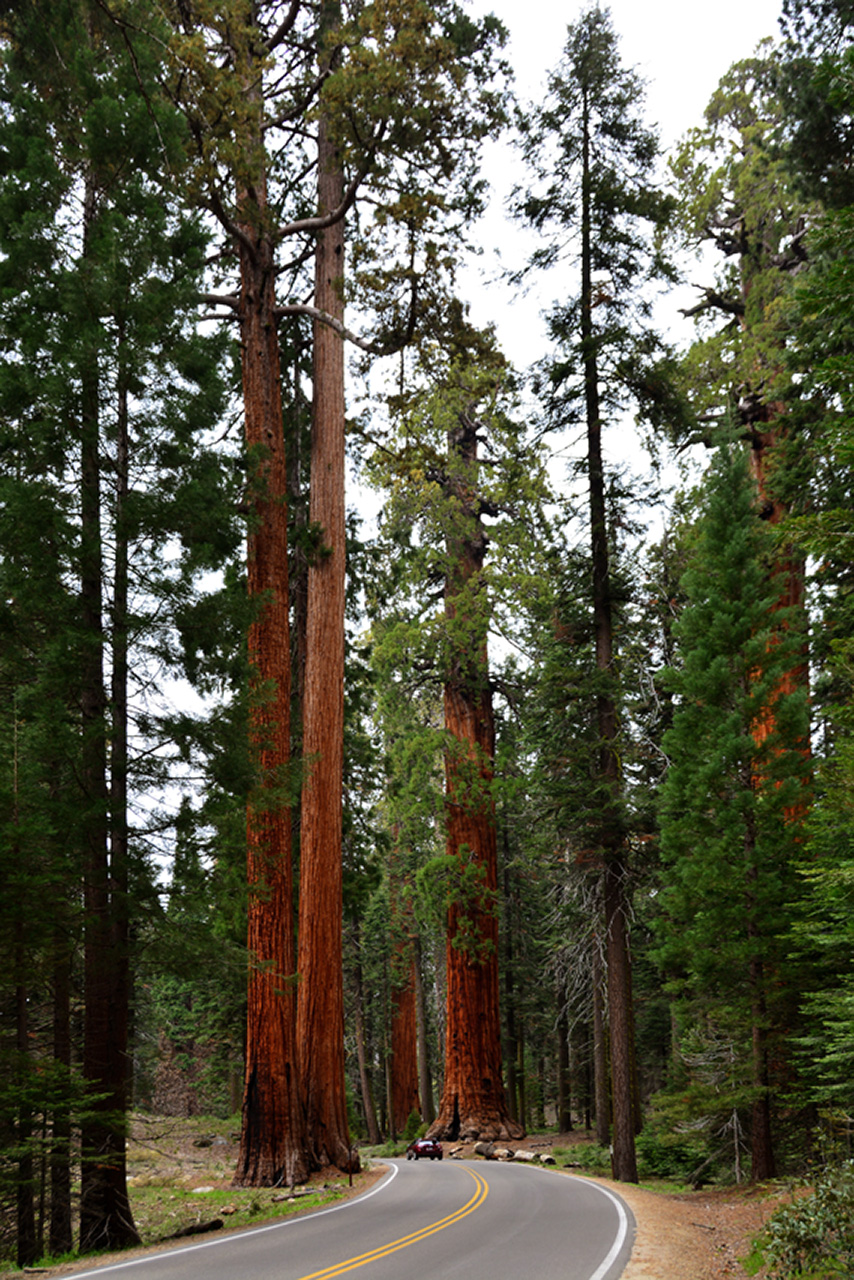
296;0;352;1173
147;0;508;1180
367;335;542;1141
430;400;522;1142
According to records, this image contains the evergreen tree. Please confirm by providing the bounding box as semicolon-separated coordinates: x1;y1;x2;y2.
516;3;677;1182
656;440;810;1180
0;0;235;1253
776;199;854;1113
778;0;854;208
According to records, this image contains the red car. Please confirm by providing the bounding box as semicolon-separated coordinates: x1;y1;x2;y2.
406;1137;443;1161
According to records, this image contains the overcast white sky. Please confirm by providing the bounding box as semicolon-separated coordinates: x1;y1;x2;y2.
482;0;783;149
463;0;786;361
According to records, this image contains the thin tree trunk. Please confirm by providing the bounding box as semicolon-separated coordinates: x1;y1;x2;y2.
50;919;72;1258
16;927;37;1268
592;943;610;1147
108;331;134;1180
604;860;638;1180
296;7;353;1169
352;938;381;1145
517;1022;527;1131
388;848;420;1132
78;173;139;1252
536;1057;546;1129
503;860;519;1124
384;1052;396;1142
581;87;637;1184
572;1019;592;1132
750;955;775;1181
413;935;435;1126
557;1003;572;1132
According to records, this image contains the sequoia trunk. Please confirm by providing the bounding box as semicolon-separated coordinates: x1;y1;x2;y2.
233;142;308;1186
390;958;420;1133
296;56;353;1171
429;413;522;1144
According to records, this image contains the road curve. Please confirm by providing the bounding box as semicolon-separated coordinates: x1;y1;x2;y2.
67;1158;634;1280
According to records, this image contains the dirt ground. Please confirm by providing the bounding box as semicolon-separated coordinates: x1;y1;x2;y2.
594;1176;780;1279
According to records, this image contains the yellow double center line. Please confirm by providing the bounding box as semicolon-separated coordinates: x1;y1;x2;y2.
295;1165;489;1280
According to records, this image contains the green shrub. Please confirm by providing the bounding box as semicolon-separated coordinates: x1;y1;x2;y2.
551;1143;611;1174
764;1161;854;1278
635;1125;710;1183
402;1110;423;1142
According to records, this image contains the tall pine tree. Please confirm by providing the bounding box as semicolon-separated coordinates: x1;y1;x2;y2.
656;440;810;1180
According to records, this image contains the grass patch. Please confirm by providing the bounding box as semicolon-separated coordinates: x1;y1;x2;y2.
551;1143;612;1175
741;1240;766;1276
130;1180;349;1242
360;1140;408;1160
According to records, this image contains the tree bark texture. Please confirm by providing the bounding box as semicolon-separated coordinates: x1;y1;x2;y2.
592;942;610;1147
429;416;522;1144
413;935;435;1126
390;957;421;1132
557;1004;572;1132
233;146;308;1187
503;855;519;1124
296;82;354;1173
352;939;382;1145
604;859;638;1181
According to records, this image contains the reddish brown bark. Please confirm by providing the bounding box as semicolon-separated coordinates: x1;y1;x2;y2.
233;146;308;1187
413;935;435;1126
390;958;420;1133
296;94;353;1172
428;414;522;1144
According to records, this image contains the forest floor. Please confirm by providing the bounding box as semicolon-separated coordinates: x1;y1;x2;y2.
7;1119;793;1278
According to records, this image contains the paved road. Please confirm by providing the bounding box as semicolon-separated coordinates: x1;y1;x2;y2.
69;1159;634;1280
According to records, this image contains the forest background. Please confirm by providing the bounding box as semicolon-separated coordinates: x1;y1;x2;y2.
2;0;854;1273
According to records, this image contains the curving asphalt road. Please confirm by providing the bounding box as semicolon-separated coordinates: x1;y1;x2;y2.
67;1158;634;1280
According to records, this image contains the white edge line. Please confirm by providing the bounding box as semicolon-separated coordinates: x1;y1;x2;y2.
570;1178;631;1280
65;1162;400;1280
522;1162;632;1280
